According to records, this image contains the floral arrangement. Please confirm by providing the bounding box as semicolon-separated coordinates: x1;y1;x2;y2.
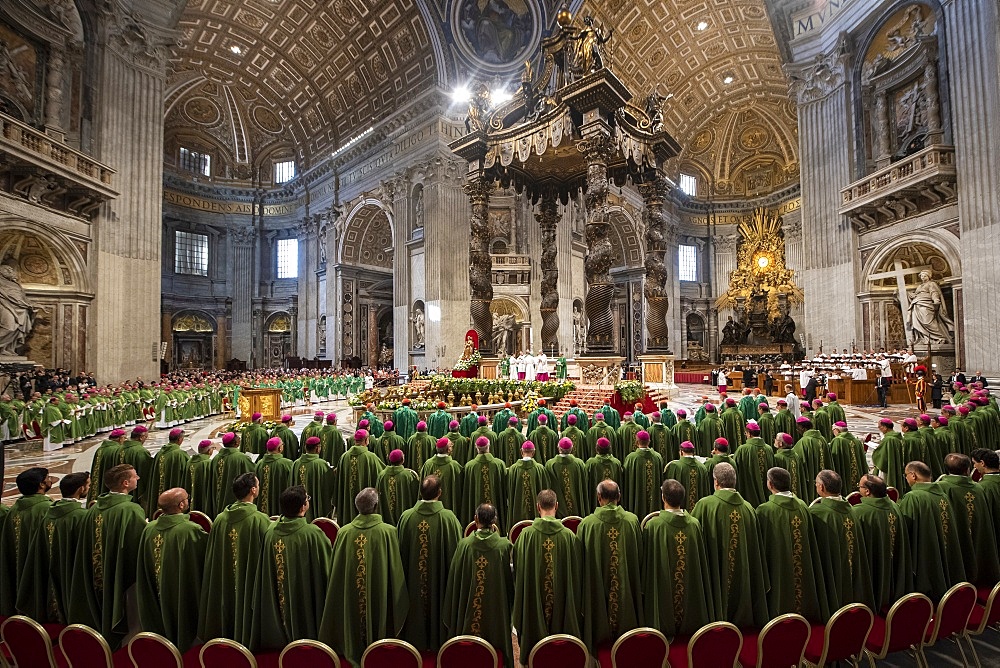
453;350;482;371
222;419;280;434
520;390;538;416
615;380;646;405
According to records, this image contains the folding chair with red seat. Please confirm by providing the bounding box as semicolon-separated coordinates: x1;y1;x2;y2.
846;491;862;506
924;582;977;667
199;638;256;668
464;521;477;537
128;632;193;668
864;592;934;667
561;516;583;534
361;639;423;668
596;627;668;668
188;511;213;534
640;512;660;529
966;581;1000;668
667;621;742;668
802;603;873;668
0;615;67;668
58;624;131;668
508;520;532;544
278;639;349;668
886;487;899;502
437;635;499;668
738;613;810;668
527;634;589;668
313;518;340;546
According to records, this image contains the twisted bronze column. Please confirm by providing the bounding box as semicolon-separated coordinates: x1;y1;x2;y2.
537;189;560;352
581;136;616;352
465;176;493;353
640;173;671;350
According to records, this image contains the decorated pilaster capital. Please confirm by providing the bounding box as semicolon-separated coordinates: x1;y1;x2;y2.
637;173;671;206
785;39;849;105
463;176;493;204
715;233;740;254
782;216;802;240
577;134;617;164
101;7;177;74
230;226;256;245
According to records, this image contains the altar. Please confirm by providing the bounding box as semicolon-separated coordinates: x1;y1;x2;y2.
237;388;282;422
451;366;479;378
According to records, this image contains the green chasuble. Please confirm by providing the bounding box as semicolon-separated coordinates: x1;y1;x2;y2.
622;447;663;520
187;454;215;517
773;409;797;443
561;407;591;433
705;453;737;480
506;458;550;527
87;440;124;504
793;430;832;502
578;504;643;651
0;493;52;615
871;431;908;495
393;405;419;441
617;421;642;458
585;454;623;499
813;408;833;442
146;444;191;517
696;414;724;458
561;425;590;461
497;426;526;466
918;427;946;475
672;420;697;449
526;407;556;435
376;465;418;526
291;453;336;521
829;430;867;493
255;453;294;518
512;517;583;664
271;425;300;461
136;514;208;652
16;498;84;623
249;517;332;651
755;494;830;622
421;455;464;513
664;456;711;512
397;501;463;651
121;440;153;508
587;422;620;462
334;446;386;524
937;474;1000;585
546;453;590;518
691;489;770;628
950;417;976;456
470;425;499;455
375;430;405;463
826;400;847;426
73;493;147;647
407;431;437;473
321;514;407;668
896;481;966;600
528;424;560;463
773;448;811;501
902;430;939;479
853;496;913;613
738;395;759;424
492;408;515;434
460;453;508;530
732;438;774;507
641;510;715;637
213;447;255;515
427;409;452;438
443;529;515;668
459;411;481;438
242;422;270;456
648;423;677;464
810;497;875;611
757;412;777;449
321;425;348;467
720;407;746;448
299;419;325;457
198;501;273;642
446;430;471;465
595;404;621;430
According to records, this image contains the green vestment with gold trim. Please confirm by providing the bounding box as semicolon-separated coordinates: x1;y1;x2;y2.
622;447;663;520
375;465;418;526
546;453;590;518
853;496;913;613
255;453;294;518
460;453;508;530
810;497;875;611
896;481;966;600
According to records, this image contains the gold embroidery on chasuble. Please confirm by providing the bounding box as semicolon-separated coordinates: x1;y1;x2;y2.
12;515;22;563
790;515;804;613
939;499;950;550
93;515;104;592
215;458;225;496
299;465;306;487
152;533;164;592
273;540;288;625
965;492;976;539
355;534;369;647
607;527;621;634
418;520;431;614
350;455;358;497
673;530;688;631
542;537;555;626
388;476;397;514
471;555;488;635
843;517;856;577
228;528;239;594
757;448;766;477
849;446;859;485
260;464;271;512
687;468;698;510
188;463;197;504
645;460;654;503
561;467;575;514
887;513;897;560
521;470;532;516
727;510;740;590
481;464;492;504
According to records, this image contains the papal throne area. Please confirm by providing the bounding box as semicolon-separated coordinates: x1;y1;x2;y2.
1;1;1000;667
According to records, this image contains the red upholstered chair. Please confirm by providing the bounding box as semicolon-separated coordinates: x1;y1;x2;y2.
127;632;184;668
599;627;668;668
188;511;212;533
464;521;477;537
864;592;934;667
361;639;423;668
199;638;256;668
803;603;873;668
279;639;347;668
313;518;340;546
966;581;1000;668
58;624;131;668
152;509;164;519
668;621;742;668
640;512;660;529
924;582;977;666
971;469;983;482
738;613;809;668
846;491;862;506
0;615;66;668
561;516;584;534
508;520;533;544
527;634;589;668
437;635;499;668
885;487;899;502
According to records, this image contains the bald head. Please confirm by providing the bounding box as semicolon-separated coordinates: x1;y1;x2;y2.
158;487;188;515
597;479;621;505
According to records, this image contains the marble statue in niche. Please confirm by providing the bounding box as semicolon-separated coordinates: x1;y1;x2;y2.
0;264;36;356
411;306;425;349
907;270;953;345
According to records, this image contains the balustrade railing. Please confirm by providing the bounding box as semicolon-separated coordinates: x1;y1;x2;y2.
840;144;955;212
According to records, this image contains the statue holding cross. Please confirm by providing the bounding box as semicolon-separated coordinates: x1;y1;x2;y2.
869;260;953;346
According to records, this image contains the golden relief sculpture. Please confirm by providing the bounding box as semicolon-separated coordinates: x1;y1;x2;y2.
172;313;213;332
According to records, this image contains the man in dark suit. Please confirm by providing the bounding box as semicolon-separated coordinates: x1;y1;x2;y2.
950;368;967;391
971;370;989;388
876;375;890;408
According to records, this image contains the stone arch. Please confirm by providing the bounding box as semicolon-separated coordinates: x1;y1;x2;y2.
171;310;216;370
340;199;394;269
0;219;92;295
607;206;643;268
490;295;528;322
171;310;217;332
862;231;961;287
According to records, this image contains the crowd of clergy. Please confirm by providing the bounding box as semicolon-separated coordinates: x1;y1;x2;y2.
1;384;999;667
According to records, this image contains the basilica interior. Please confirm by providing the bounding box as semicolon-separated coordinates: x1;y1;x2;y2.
0;0;996;381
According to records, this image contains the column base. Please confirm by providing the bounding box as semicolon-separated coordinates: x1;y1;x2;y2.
638;354;679;398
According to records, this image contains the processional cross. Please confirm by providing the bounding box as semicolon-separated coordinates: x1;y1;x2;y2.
867;260;932;346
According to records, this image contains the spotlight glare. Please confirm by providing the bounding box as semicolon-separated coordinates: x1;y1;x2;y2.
230;45;242;55
491;88;512;104
451;85;472;104
723;75;734;85
696;21;709;31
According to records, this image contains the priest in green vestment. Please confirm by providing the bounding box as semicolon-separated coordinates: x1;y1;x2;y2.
427;401;452;438
145;428;192;517
622;431;663;520
376;420;405;463
299;411;326;459
755;467;831;622
696;404;724;458
738;389;760;424
901;418;938;479
648;411;677;465
512;490;583;665
376;449;418;526
691;463;770;628
16;472;88;623
249;486;333;651
642;480;715;637
470;416;498;455
321;487;407;667
546;438;590;518
0;468;55;616
773;399;797;443
617;413;642;457
793;418;832;502
397;477;463;651
213;431;256;514
526;399;556;435
720;399;746;448
320;414;348;466
446;420;472;465
773;432;810;502
497;416;526;466
292;436;336;521
561;413;590;461
631;403;650;430
932;416;957;461
871;419;909;494
256;437;294;517
271;414;300;461
393;398;419;440
896;461;966;600
492;402;515;435
810;470;875;611
187;439;216;517
528;414;560;462
585;437;623;497
199;472;273;643
594;400;621;430
444;504;514;668
829;421;867;494
242;413;270;456
86;428;126;504
561;399;590;433
824;392;847;425
459;405;481;438
507;441;550;526
672;408;697;447
136;488;207;652
120;425;153;508
408;421;437;473
810;399;834;442
853;475;913;613
578;480;643;651
460;436;508;530
732;422;774;507
971;448;1000;548
334;429;386;524
72;464;146;647
938;453;1000;585
663;440;711;512
587;414;620;463
756;403;777;448
422;437;464;512
705;438;737;479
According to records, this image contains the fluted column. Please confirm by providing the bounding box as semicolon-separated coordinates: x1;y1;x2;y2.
465;175;493;354
639;173;670;351
536;189;560;351
44;46;65;136
231;228;256;363
581;135;616;352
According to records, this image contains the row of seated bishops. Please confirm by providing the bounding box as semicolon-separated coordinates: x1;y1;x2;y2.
2;444;999;668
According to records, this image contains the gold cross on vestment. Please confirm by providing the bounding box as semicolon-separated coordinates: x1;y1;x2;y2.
476;555;489;568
